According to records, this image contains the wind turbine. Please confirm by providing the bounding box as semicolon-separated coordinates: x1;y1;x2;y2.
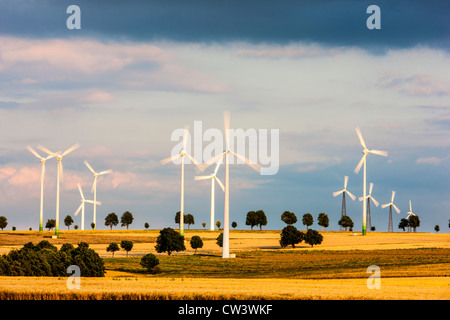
381;190;400;232
358;182;379;232
201;111;261;258
333;176;356;231
38;143;80;238
161;126;200;236
74;183;101;230
84;160;112;230
406;200;417;232
354;127;388;235
26;146;55;232
195;158;225;231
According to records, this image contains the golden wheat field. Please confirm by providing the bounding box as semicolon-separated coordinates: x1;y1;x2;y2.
0;230;449;300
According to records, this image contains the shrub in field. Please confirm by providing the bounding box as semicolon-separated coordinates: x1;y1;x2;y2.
280;225;304;248
281;211;297;226
140;253;160;272
216;233;223;247
304;229;323;247
120;240;133;257
155;227;185;255
107;242;120;257
0;241;105;277
190;236;203;254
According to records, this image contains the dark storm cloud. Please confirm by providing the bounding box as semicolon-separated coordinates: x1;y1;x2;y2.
0;0;449;49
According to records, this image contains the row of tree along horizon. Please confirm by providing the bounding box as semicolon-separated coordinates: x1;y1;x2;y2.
0;209;425;232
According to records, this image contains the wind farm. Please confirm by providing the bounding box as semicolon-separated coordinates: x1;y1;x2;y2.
0;0;448;304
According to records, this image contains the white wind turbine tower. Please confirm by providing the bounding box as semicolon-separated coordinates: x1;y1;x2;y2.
195;158;225;231
26;146;55;232
38;143;80;238
161;126;200;236
201;111;261;258
84;160;112;230
74;183;101;230
358;182;379;232
354;127;388;235
381;190;400;232
333;176;356;231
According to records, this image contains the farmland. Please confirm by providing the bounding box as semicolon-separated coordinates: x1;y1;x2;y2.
0;229;448;299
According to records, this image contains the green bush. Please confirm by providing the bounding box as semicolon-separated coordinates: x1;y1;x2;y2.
140;253;160;272
0;241;105;277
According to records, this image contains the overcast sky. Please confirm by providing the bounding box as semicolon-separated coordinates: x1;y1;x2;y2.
0;1;448;233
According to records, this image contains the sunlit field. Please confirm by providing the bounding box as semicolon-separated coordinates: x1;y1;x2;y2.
0;230;448;300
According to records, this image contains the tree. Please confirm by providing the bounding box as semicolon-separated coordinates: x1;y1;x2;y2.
0;216;7;231
281;211;297;225
104;213;118;230
398;218;409;232
120;211;134;230
144;222;149;229
280;225;304;248
190;235;203;254
64;215;73;230
175;211;184;230
216;233;223;247
45;219;55;231
256;210;268;230
304;229;323;247
371;226;376;231
338;215;353;231
106;242;119;257
74;225;78;230
435;225;440;232
155;227;185;255
245;211;258;230
91;222;95;230
317;213;329;231
120;240;133;257
302;213;314;230
231;221;237;229
216;221;221;229
409;215;420;232
185;214;195;229
202;222;206;229
140;253;159;272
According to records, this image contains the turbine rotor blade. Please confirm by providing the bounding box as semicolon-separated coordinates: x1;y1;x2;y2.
230;151;261;173
369;182;374;195
38;144;57;157
74;204;83;216
354;154;366;174
355;127;367;150
91;176;97;193
393;204;401;214
62;143;80;157
344;176;348;189
98;169;113;175
213;158;223;175
77;183;85;200
371;196;379;207
199;151;226;172
195;175;212;180
182;125;189;151
215;177;225;192
369;149;388;157
333;190;344;197
161;153;181;165
223;111;230;149
391;191;396;203
346;190;356;201
381;203;390;209
185;153;200;166
84;160;96;174
26;146;42;159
